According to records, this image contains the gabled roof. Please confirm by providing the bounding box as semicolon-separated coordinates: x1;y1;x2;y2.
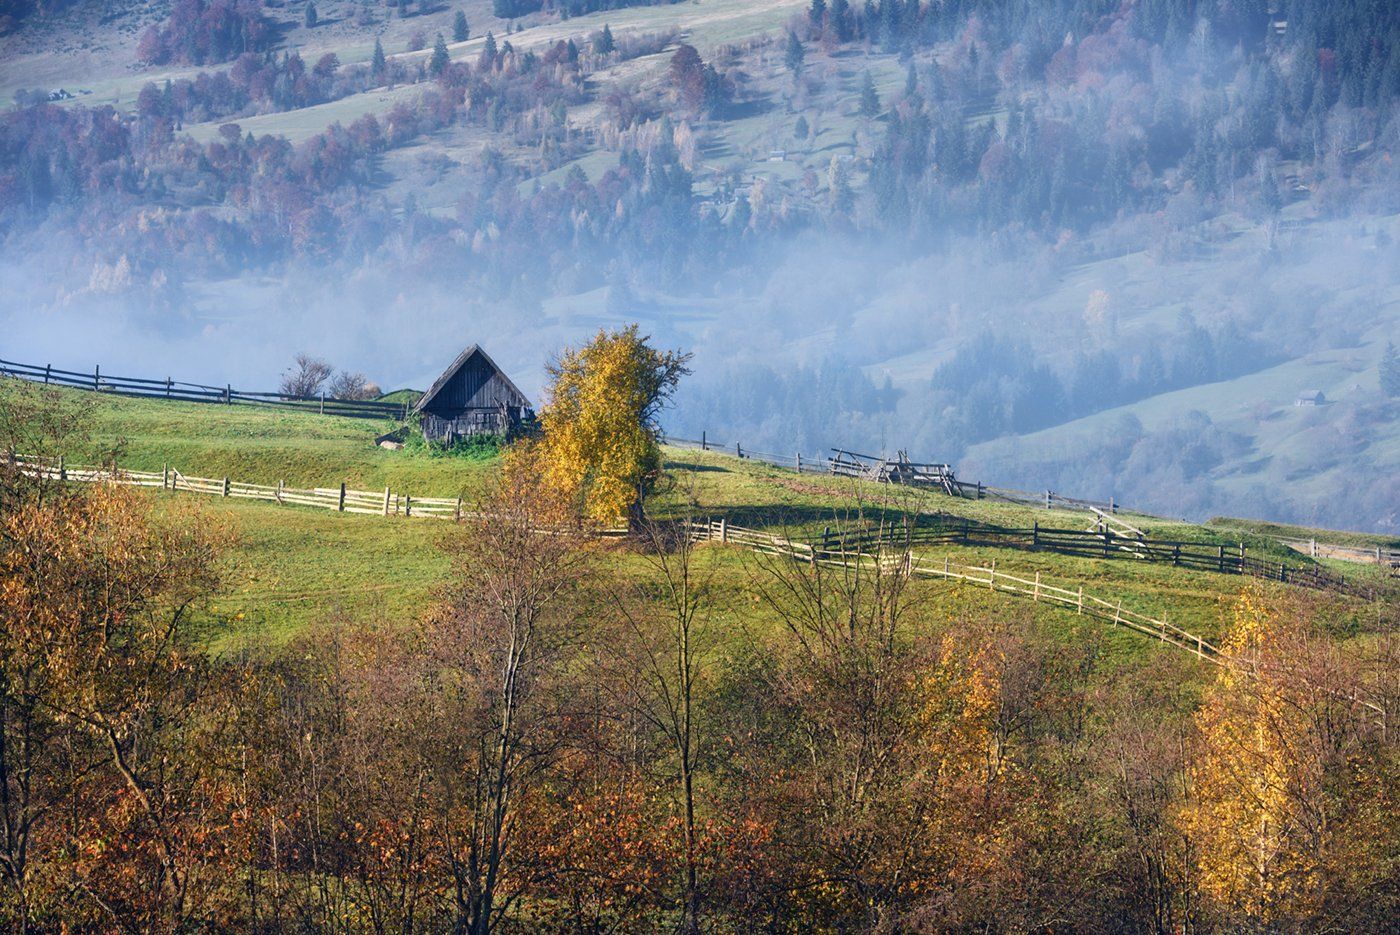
413;344;533;413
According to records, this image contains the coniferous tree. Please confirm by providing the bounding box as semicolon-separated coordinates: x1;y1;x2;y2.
785;30;805;78
479;31;498;70
371;37;387;81
594;22;614;55
830;0;853;41
453;9;469;42
430;33;450;75
303;0;317;29
859;70;880;117
1381;341;1400;397
808;0;826;30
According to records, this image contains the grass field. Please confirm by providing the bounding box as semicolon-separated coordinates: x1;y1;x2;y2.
9;378;1383;656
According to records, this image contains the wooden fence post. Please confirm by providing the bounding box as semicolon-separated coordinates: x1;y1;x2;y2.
701;430;707;451
222;476;230;497
795;452;801;472
455;498;462;522
384;486;391;516
166;377;172;398
719;517;728;543
338;482;346;512
320;394;325;415
976;481;983;500
276;480;284;504
1217;545;1224;573
225;384;232;404
44;364;51;384
1109;496;1115;514
162;463;169;491
1045;489;1051;509
94;364;100;390
405;495;412;517
736;442;742;459
58;455;66;482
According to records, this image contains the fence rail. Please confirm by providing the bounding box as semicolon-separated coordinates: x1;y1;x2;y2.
805;512;1365;597
688;517;1389;716
687;518;1221;662
0;358;412;421
663;433;1134;515
12;453;637;537
1275;536;1400;570
11;453;481;522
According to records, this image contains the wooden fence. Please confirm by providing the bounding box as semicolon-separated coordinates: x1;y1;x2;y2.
12;453;471;521
665;433;1132;515
0;358;412;421
1276;536;1400;571
689;517;1389;716
688;518;1221;662
805;512;1364;597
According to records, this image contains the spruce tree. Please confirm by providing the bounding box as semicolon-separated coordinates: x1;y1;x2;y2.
304;0;317;29
430;33;450;76
594;23;614;55
859;70;880;117
785;30;805;78
453;9;469;42
371;37;387;81
808;0;826;29
1381;341;1400;397
478;31;498;70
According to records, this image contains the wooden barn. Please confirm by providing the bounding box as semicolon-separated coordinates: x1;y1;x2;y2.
413;345;534;442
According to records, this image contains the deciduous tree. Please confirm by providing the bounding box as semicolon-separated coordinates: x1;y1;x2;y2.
539;325;690;526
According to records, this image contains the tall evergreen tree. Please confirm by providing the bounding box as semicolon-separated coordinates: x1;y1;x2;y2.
479;31;498;69
1381;341;1400;397
303;0;317;29
430;33;450;76
594;23;615;55
859;70;880;117
830;0;853;42
809;0;827;29
785;30;805;78
453;9;469;42
371;37;387;81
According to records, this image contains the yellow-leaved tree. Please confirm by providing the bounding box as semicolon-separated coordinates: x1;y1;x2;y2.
1176;588;1399;930
539;325;691;526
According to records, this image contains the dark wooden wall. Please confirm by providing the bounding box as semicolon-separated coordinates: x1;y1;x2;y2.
421;353;529;416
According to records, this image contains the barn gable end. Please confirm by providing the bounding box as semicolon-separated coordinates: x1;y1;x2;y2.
414;345;533;442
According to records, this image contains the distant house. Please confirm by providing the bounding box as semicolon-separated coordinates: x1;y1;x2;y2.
414;345;533;442
1295;389;1326;406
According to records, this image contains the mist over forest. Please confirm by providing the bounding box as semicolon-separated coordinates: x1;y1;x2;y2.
3;0;1399;530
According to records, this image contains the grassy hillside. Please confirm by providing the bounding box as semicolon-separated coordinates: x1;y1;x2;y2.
12;379;1385;654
